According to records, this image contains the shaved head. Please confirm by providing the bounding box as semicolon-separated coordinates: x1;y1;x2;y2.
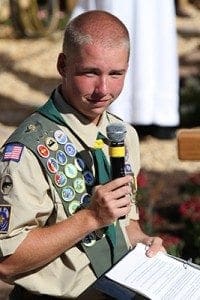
62;10;130;61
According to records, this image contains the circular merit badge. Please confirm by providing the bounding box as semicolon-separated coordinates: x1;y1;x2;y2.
62;186;75;202
64;142;77;157
54;172;67;187
47;157;59;174
68;200;81;215
74;157;85;171
45;137;58;151
80;193;90;208
37;144;50;158
73;177;86;194
64;163;78;179
83;170;95;186
56;150;67;165
54;130;68;144
82;233;96;247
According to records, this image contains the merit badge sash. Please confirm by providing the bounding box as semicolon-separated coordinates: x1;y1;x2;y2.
5;99;129;277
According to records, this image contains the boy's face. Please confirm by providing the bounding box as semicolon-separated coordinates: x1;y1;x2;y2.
59;43;129;124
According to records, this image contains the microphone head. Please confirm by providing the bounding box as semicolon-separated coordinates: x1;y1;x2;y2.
106;123;126;143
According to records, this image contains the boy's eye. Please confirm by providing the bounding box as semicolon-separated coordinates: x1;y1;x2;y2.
110;72;124;78
76;70;98;77
110;69;125;75
84;72;97;77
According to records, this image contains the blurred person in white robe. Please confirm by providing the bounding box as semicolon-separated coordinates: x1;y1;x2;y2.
70;0;179;139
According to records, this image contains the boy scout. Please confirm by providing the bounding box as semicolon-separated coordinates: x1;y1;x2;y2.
0;10;165;299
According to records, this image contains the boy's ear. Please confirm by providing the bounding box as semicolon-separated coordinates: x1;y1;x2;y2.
57;53;67;76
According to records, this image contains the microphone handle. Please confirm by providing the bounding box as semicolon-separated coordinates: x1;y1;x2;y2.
109;141;126;219
110;148;126;219
110;157;125;179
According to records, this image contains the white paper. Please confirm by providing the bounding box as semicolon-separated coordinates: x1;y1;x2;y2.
106;243;200;300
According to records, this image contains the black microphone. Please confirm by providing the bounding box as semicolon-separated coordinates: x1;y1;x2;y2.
106;123;127;179
106;123;127;219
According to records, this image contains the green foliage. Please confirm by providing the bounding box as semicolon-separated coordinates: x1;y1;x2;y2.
137;170;200;264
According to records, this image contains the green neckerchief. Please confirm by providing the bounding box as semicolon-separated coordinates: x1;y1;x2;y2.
37;97;66;126
91;132;111;185
37;98;116;247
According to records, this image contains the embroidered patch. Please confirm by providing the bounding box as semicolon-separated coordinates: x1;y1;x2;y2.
47;157;59;174
82;233;96;247
37;144;50;158
0;205;11;233
68;200;81;215
0;174;13;195
64;143;77;157
62;186;75;202
2;144;24;162
54;172;67;187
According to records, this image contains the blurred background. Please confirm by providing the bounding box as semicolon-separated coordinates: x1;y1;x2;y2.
0;0;199;141
0;0;199;299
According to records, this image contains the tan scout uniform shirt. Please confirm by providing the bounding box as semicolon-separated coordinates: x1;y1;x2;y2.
0;89;140;298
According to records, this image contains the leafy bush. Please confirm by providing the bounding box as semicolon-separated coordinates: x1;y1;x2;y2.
137;170;200;264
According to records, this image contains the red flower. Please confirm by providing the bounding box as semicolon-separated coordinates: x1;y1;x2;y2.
137;170;148;188
179;196;200;222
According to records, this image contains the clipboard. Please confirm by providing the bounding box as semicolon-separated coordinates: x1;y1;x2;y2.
78;243;200;300
105;243;200;300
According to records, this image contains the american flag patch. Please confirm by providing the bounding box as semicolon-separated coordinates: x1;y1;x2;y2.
2;143;24;162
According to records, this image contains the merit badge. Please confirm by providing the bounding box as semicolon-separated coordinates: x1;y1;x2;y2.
74;157;85;171
68;200;81;215
25;124;37;132
0;205;11;233
45;137;58;151
73;177;85;194
2;143;24;162
56;150;67;165
0;174;13;195
62;186;75;202
83;170;95;186
64;143;77;157
54;130;68;144
82;233;96;247
47;157;59;174
80;193;90;208
37;144;50;158
64;163;78;179
54;172;67;187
